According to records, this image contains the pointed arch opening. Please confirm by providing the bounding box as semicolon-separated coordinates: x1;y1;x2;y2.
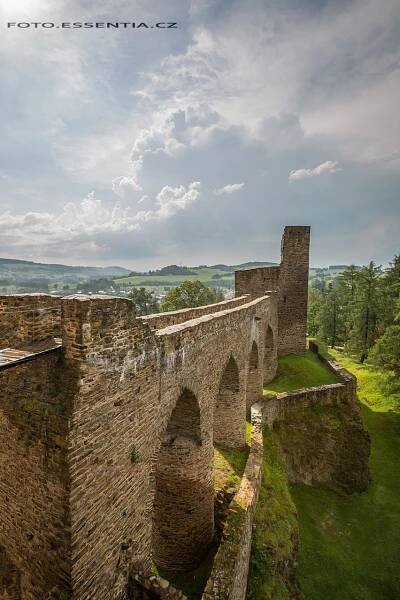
214;355;246;448
152;388;214;572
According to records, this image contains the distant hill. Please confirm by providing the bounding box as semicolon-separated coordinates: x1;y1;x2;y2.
207;261;277;272
0;258;131;283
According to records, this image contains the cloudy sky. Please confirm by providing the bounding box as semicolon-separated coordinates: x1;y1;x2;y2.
0;0;399;269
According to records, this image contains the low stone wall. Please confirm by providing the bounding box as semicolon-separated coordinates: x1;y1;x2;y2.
202;406;264;600
261;348;356;428
261;348;371;493
0;294;61;347
138;296;249;330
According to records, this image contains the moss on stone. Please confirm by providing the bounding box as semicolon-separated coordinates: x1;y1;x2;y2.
213;444;249;492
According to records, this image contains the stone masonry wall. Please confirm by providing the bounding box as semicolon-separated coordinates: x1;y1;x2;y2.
235;226;310;356
277;226;310;356
58;292;278;599
235;267;280;300
0;294;61;348
61;295;159;600
0;230;287;600
138;296;249;330
0;351;71;600
261;352;370;493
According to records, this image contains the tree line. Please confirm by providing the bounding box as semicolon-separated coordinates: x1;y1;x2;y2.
308;255;400;392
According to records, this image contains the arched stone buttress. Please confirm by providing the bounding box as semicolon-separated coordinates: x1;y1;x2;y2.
152;388;214;572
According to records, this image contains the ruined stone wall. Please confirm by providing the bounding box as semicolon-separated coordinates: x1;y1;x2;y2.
138;295;249;330
0;276;279;599
235;267;280;300
59;293;277;599
261;355;370;493
0;294;61;347
61;296;159;600
277;226;310;355
235;226;310;356
0;351;70;599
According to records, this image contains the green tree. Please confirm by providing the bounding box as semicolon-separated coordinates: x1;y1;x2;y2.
160;281;222;312
337;265;359;338
345;262;383;362
317;283;345;348
307;288;323;337
381;255;400;326
311;277;326;292
129;287;160;315
369;325;400;377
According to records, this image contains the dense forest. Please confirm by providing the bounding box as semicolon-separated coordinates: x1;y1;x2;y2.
308;255;400;397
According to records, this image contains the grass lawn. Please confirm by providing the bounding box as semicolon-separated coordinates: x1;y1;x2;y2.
264;349;339;395
291;348;400;599
114;267;234;288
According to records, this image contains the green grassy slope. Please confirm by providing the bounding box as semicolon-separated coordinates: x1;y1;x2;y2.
264;350;339;395
114;267;235;289
292;349;400;599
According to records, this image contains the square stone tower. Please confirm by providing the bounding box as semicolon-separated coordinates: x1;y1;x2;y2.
235;225;310;355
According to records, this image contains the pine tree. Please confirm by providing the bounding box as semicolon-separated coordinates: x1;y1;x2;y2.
337;265;359;338
346;262;383;362
381;255;400;326
307;288;323;337
317;283;345;348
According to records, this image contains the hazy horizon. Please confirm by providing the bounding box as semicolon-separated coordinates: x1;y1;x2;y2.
1;0;399;269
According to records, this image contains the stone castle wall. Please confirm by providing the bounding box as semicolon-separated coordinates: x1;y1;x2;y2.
261;349;371;493
4;292;276;599
0;294;61;347
138;295;249;330
0;225;311;599
235;226;310;356
0;350;70;599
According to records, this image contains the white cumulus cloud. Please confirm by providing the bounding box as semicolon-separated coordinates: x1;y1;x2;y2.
0;182;202;255
155;182;201;218
288;161;341;183
214;183;244;196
